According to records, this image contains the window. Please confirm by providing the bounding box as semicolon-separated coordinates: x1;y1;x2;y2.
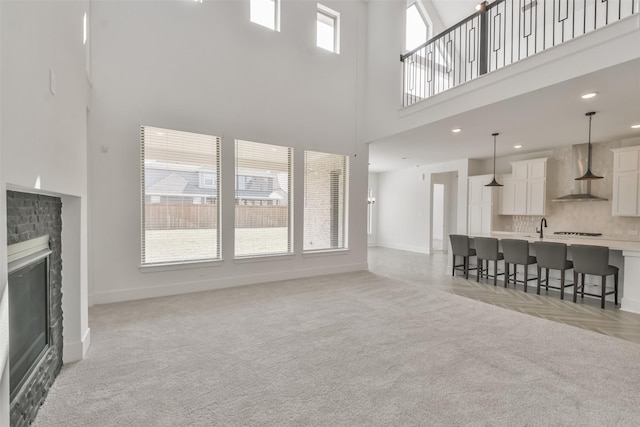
304;151;349;251
235;140;292;257
405;1;430;51
317;4;340;54
250;0;280;31
199;171;216;189
141;126;221;265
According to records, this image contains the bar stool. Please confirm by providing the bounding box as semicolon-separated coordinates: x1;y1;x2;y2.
474;237;504;286
532;241;574;300
570;244;618;309
449;234;476;279
502;239;537;292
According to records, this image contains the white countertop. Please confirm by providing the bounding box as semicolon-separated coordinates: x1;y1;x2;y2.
471;231;640;252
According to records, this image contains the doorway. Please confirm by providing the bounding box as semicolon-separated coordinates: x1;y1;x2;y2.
432;183;445;251
430;171;458;254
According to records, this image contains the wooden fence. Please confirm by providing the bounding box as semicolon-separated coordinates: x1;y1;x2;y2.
145;204;288;229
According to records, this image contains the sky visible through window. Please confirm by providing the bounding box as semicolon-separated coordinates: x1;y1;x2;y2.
250;0;277;31
317;11;336;52
406;3;428;51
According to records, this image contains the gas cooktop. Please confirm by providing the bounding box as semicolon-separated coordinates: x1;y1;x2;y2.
554;231;602;237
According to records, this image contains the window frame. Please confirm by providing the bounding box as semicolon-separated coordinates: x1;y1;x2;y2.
234;139;293;258
317;3;340;54
405;0;432;52
250;0;281;32
303;150;349;252
140;126;221;266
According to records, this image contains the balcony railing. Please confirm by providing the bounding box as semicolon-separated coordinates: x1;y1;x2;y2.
401;0;638;107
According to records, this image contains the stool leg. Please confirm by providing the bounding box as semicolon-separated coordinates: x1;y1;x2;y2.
477;259;481;282
504;263;509;288
493;260;498;286
536;267;542;295
523;266;528;293
560;270;565;300
464;256;469;279
545;269;549;291
452;254;455;276
573;271;578;303
601;276;606;309
615;273;619;306
581;274;585;299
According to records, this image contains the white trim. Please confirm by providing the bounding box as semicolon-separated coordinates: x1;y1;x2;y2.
7;235;50;265
92;263;368;305
63;327;91;364
621;298;640;315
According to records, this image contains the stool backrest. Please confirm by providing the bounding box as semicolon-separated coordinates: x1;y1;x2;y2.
501;239;530;264
570;244;610;276
450;234;472;256
532;241;568;270
474;237;500;260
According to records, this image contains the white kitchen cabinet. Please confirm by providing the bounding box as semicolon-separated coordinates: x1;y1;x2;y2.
612;146;640;216
498;174;515;215
510;158;547;215
468;174;495;234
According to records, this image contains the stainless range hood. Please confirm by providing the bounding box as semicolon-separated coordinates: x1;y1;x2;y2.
552;143;608;202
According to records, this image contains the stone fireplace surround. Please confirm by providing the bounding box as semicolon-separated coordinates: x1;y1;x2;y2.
7;191;63;427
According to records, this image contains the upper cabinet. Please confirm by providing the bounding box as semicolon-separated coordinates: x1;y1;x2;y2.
612;146;640;216
499;158;547;216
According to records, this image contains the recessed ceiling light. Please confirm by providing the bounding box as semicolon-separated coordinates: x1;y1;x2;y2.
452;128;462;133
632;124;640;129
513;145;523;149
581;92;597;99
401;157;407;160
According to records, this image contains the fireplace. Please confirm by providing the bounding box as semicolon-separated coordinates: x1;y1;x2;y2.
8;235;52;402
6;191;63;427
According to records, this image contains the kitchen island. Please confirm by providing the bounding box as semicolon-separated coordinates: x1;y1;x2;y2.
470;231;640;314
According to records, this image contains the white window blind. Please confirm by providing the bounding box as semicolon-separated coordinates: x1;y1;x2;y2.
317;4;340;53
141;126;221;265
235;140;292;257
304;151;349;251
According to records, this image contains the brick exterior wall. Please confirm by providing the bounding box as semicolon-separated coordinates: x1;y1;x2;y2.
7;191;63;427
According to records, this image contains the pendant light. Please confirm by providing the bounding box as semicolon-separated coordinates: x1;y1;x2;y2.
485;132;503;187
576;111;603;181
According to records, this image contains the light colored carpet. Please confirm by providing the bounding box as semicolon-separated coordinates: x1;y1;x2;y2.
34;270;640;426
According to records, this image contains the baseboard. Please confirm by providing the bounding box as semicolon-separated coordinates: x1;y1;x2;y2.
91;262;369;305
621;298;640;314
376;242;429;254
63;327;91;364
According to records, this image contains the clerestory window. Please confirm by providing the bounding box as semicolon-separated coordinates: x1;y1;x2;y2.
250;0;280;31
317;4;340;54
405;1;431;51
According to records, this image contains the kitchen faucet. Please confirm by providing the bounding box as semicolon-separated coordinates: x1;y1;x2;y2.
536;218;548;239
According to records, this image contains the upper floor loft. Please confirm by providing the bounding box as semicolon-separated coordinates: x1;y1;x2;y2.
401;0;639;107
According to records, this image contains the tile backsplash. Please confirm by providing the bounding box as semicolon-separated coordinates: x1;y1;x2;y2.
493;138;640;239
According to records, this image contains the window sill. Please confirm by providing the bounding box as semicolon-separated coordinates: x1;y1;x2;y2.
303;248;350;257
234;253;295;264
139;258;223;273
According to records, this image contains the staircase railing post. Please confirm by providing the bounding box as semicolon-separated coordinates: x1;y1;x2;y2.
479;1;488;76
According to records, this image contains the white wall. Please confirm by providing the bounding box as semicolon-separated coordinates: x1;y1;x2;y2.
377;159;467;253
89;0;369;304
0;0;90;422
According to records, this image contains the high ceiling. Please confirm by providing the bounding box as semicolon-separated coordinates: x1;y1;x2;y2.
367;0;640;173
